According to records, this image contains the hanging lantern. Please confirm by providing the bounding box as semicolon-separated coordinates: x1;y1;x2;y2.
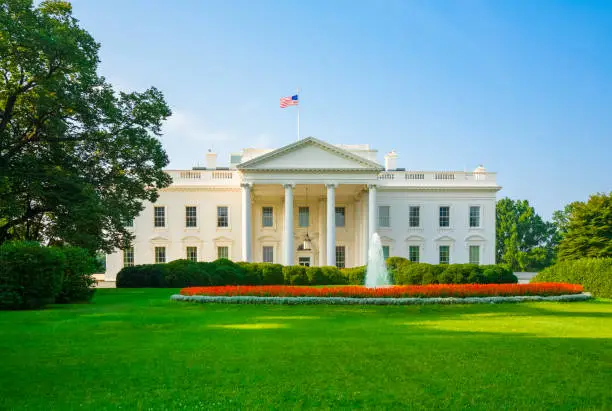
302;232;312;251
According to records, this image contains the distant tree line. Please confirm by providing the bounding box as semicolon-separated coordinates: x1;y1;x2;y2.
496;193;612;271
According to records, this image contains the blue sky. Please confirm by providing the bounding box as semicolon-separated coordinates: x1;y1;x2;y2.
69;0;611;219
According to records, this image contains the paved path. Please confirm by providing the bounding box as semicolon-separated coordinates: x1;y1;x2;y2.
515;272;538;284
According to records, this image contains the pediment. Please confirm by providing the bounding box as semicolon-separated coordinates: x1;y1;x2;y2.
465;234;486;242
379;235;395;243
405;235;426;242
435;235;455;242
150;235;170;243
212;236;233;243
237;137;383;171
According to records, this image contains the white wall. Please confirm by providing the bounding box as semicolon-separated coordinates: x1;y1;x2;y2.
375;190;496;265
106;186;497;280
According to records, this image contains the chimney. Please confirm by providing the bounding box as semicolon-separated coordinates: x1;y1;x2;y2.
206;149;217;169
384;149;398;171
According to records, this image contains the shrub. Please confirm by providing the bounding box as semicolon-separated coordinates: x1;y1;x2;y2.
283;265;308;285
210;259;246;285
392;263;442;285
531;258;612;298
162;260;214;287
386;256;411;281
482;265;517;284
341;266;366;285
320;266;346;285
55;247;97;303
116;264;166;288
0;241;66;309
306;266;325;285
260;263;284;285
439;264;482;284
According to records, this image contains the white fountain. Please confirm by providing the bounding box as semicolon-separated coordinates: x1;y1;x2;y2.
365;233;392;288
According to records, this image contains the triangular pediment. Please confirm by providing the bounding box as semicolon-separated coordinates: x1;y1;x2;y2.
237;137;383;171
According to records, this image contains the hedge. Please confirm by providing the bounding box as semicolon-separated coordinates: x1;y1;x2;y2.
0;242;97;310
531;258;612;298
115;257;517;288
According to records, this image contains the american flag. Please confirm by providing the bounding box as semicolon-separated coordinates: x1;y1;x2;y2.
280;94;299;108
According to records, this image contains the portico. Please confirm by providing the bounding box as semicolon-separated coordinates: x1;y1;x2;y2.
237;137;383;267
238;182;378;267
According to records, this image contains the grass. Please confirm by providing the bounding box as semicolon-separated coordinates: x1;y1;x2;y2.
0;289;610;410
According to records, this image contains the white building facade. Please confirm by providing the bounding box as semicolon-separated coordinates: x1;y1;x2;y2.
105;137;500;280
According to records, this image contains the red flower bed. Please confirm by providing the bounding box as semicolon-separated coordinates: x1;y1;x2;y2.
180;283;582;299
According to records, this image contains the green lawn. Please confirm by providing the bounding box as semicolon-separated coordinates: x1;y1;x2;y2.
1;289;611;410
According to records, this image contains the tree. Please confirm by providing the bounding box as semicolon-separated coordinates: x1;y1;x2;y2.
557;193;612;260
0;0;171;252
496;198;556;271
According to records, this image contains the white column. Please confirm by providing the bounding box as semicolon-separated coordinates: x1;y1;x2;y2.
284;184;295;265
368;184;377;246
326;183;336;266
241;183;252;262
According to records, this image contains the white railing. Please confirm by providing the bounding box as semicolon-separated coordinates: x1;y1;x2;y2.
377;171;497;186
166;170;239;186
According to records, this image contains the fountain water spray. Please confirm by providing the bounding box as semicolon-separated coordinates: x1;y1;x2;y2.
365;233;392;288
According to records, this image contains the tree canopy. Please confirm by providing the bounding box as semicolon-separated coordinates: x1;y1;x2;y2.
0;0;171;251
557;193;612;260
496;198;556;271
0;0;172;252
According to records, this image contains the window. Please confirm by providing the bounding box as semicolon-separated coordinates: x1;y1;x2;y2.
217;206;229;228
409;246;420;263
336;246;346;269
154;206;165;227
262;207;274;227
298;257;311;267
186;246;198;262
469;206;481;228
335;207;345;227
217;246;229;259
382;245;390;260
439;245;450;264
123;247;134;267
185;206;197;227
298;207;309;227
378;206;390;228
155;246;166;264
469;245;480;265
439;206;450;227
409;206;420;227
263;246;274;263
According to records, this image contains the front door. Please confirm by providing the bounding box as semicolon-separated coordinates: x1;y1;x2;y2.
298;256;311;267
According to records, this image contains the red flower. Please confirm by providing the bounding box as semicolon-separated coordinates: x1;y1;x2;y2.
179;283;583;298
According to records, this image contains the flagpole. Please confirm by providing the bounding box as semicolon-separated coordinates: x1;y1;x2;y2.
296;87;300;140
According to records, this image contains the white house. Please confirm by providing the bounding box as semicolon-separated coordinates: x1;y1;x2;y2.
105;137;501;281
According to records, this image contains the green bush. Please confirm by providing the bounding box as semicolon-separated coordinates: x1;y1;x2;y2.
341;266;366;285
392;263;442;285
306;266;324;285
0;241;66;309
482;265;518;284
116;264;166;288
531;258;612;298
260;263;284;285
55;247;97;303
320;266;346;285
163;260;213;287
283;265;308;285
438;264;482;284
386;256;411;281
210;259;246;285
